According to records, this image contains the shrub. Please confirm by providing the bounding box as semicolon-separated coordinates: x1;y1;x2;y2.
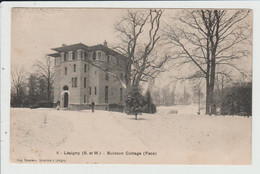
30;101;53;109
142;90;157;114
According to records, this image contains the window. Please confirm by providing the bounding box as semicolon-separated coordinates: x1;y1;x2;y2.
84;52;88;60
64;53;66;61
120;88;123;102
73;64;76;72
105;86;108;103
84;64;87;73
75;78;77;87
105;69;109;81
65;52;69;61
73;51;77;60
84;94;86;103
64;67;67;75
107;55;110;63
84;77;87;88
63;86;69;90
93;51;96;60
72;77;77;87
81;50;84;59
89;87;91;95
98;52;101;59
95;87;97;95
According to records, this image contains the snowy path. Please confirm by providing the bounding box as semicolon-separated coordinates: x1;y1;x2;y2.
10;105;251;164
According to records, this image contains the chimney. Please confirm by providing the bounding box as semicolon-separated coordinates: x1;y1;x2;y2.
103;40;108;47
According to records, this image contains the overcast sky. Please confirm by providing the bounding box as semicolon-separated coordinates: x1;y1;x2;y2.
11;8;126;69
11;8;252;93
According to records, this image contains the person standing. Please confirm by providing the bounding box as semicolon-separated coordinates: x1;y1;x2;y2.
91;100;95;112
56;100;60;110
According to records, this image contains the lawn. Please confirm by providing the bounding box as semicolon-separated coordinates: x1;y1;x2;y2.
10;105;251;164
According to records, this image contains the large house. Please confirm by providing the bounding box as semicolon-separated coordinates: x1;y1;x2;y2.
48;41;126;110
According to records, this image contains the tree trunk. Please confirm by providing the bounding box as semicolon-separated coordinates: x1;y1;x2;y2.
47;78;50;102
208;84;214;115
123;63;131;113
135;114;137;120
205;76;210;115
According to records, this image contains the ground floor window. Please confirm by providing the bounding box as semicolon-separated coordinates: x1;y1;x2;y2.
105;86;108;103
84;77;87;88
120;88;123;102
84;94;86;103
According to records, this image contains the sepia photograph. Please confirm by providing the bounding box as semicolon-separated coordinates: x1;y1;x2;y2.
9;7;253;165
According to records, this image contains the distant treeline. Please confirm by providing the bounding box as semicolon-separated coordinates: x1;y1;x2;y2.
11;58;54;108
11;73;54;108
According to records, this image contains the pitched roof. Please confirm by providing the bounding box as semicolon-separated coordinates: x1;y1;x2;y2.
52;43;89;52
47;53;60;57
49;43;126;60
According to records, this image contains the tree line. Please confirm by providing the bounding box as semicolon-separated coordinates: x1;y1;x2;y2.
11;57;54;107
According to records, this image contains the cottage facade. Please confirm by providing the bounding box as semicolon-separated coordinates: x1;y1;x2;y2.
48;41;126;110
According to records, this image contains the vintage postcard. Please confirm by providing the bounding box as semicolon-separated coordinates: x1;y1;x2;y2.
8;6;253;166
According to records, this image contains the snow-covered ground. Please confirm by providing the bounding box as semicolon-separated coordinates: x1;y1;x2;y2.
10;105;251;164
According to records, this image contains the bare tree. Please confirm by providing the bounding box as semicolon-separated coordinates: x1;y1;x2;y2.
11;65;27;107
114;9;168;92
163;9;251;115
34;56;54;102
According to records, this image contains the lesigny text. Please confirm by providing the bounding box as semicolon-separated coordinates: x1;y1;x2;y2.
64;151;81;155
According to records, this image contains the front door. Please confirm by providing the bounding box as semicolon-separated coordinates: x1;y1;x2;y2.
64;92;69;107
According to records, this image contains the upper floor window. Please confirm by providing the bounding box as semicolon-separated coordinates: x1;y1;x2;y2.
64;67;67;75
107;55;110;63
73;51;77;60
84;64;87;73
72;77;77;87
81;50;84;59
65;52;69;61
93;51;96;60
73;64;76;72
89;87;92;95
84;77;87;88
84;52;88;61
98;52;102;59
95;87;97;95
105;69;109;81
61;54;65;61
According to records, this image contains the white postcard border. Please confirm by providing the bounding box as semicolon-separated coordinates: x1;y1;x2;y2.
1;1;260;174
